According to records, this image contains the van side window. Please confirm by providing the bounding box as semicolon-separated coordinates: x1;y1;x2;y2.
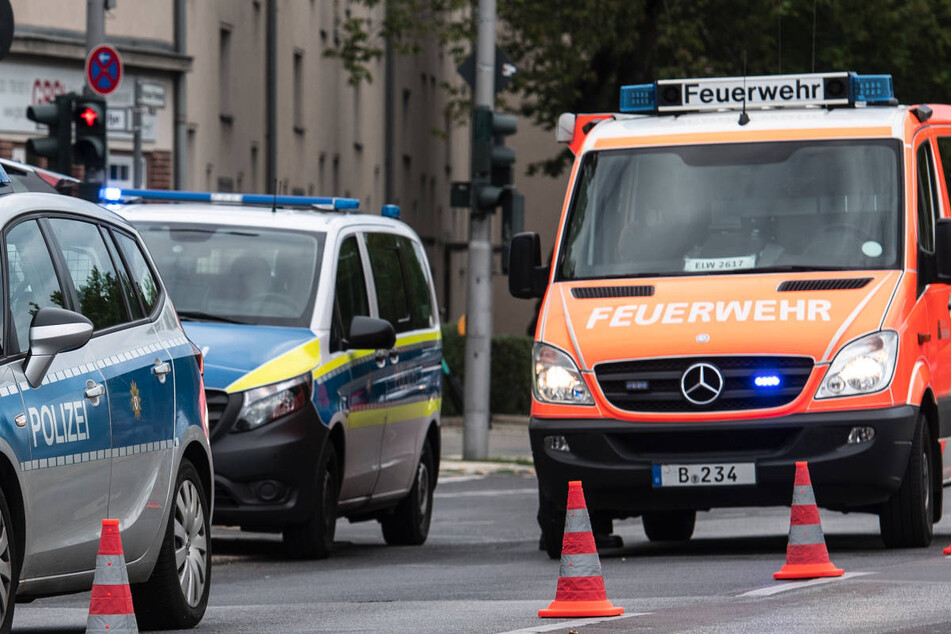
367;233;412;332
938;137;951;209
47;218;128;331
917;141;938;253
332;236;369;350
402;237;435;329
6;220;66;353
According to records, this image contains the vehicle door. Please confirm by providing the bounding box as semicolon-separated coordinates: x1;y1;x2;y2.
5;217;113;578
329;233;386;501
931;133;951;482
45;218;176;562
365;232;441;498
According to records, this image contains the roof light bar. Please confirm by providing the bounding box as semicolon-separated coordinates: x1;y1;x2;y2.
98;187;360;211
619;72;895;113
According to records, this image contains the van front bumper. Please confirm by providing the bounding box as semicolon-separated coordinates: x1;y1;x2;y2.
530;405;918;517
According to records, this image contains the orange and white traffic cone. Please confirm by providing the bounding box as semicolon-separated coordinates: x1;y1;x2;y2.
774;462;844;580
538;480;624;618
944;543;951;555
87;519;139;633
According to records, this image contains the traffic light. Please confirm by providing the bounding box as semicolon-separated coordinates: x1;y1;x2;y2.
26;92;75;175
471;106;516;214
72;96;108;176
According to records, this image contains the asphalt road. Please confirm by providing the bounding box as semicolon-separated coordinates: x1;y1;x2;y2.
12;464;951;633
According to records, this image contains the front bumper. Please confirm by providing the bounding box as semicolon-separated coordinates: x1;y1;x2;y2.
530;405;918;517
209;392;327;530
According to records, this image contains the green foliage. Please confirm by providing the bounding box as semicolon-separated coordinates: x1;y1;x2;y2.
332;0;951;176
77;267;125;330
441;323;533;415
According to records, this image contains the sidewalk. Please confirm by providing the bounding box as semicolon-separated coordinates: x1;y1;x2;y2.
439;416;535;475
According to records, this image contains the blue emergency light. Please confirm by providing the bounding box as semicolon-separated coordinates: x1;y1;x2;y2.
753;375;782;388
381;204;400;218
619;72;895;113
98;187;361;211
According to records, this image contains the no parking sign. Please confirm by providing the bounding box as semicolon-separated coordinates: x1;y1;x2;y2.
85;44;122;96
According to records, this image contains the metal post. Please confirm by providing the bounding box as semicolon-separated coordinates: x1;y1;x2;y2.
265;0;277;194
462;0;496;460
174;0;187;189
133;79;142;187
85;0;106;183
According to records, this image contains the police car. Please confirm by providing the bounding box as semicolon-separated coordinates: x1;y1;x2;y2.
107;189;442;559
511;72;951;556
0;166;212;631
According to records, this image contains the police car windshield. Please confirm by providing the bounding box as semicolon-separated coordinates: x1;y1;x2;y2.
558;140;901;280
135;223;325;328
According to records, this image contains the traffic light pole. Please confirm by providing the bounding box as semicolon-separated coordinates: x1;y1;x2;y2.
462;0;497;460
85;0;106;184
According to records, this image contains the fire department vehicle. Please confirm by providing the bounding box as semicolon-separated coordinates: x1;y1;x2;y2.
509;72;951;556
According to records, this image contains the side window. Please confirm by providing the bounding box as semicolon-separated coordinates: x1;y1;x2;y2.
366;233;411;332
917;141;938;253
937;137;951;209
399;237;435;329
47;218;128;331
6;220;66;353
333;235;369;349
104;231;145;320
115;233;161;314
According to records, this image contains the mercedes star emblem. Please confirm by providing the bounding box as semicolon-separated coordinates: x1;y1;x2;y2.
681;362;724;405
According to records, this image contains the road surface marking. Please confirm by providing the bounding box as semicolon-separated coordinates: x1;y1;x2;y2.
498;612;646;633
738;571;874;597
436;488;537;499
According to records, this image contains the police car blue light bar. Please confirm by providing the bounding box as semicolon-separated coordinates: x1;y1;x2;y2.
99;187;361;211
619;72;895;113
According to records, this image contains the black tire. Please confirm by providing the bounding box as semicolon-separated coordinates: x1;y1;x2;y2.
0;486;19;634
381;440;435;546
642;510;696;542
879;414;934;548
131;458;211;630
283;442;340;559
537;491;565;560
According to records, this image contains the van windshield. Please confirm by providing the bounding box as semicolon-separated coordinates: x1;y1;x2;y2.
135;223;324;327
557;140;902;280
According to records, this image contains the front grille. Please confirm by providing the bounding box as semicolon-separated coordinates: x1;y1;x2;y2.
571;285;655;299
205;389;230;432
594;356;814;412
777;278;872;292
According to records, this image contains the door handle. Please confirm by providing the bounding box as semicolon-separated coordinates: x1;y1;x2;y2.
85;379;105;406
374;350;387;368
388;348;399;364
152;358;171;384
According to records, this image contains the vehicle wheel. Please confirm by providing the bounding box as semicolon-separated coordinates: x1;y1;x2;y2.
381;440;435;546
642;510;696;542
284;442;340;559
131;458;210;630
879;414;934;548
537;491;566;560
0;486;19;634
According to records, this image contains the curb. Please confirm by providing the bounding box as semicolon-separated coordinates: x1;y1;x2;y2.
439;458;535;476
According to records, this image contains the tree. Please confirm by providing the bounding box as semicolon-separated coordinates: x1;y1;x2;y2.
331;0;951;176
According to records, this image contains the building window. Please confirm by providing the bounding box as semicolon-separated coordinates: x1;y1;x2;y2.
108;154;147;189
219;26;233;121
293;50;305;134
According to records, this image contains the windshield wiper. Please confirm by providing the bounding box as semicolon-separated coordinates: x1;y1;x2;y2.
177;310;247;324
753;265;853;273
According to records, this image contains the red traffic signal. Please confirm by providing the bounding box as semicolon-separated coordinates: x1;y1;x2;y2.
78;107;98;127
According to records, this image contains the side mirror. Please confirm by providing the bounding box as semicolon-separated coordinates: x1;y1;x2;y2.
508;232;549;299
346;316;396;350
23;307;94;388
938;219;951;283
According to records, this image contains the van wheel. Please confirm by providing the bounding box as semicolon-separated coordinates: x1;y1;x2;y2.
643;510;696;542
537;492;566;560
0;486;19;634
879;414;934;548
131;458;211;630
381;441;435;546
284;442;339;559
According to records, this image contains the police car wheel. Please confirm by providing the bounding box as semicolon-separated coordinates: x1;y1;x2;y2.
381;440;434;546
131;459;211;630
537;492;565;560
0;486;19;634
642;510;696;542
283;442;339;559
879;414;934;548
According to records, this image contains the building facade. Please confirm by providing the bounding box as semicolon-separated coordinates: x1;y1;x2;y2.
1;0;565;335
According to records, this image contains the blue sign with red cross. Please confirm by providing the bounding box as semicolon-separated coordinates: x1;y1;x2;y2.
85;44;122;96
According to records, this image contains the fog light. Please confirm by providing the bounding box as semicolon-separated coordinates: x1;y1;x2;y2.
847;426;875;445
545;435;570;453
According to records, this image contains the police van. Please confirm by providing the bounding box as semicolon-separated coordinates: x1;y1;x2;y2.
0;171;212;631
106;190;442;559
509;72;951;556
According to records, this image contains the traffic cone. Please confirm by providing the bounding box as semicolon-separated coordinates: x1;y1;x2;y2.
944;543;951;555
774;462;844;580
87;519;139;633
538;481;624;618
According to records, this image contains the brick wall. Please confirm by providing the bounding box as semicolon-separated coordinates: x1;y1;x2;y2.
148;151;172;189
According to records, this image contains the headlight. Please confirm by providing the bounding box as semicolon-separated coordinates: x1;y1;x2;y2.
234;373;312;432
533;343;593;405
816;331;898;399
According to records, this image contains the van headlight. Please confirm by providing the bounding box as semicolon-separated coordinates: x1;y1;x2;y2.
234;373;312;432
533;343;593;405
816;331;898;399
